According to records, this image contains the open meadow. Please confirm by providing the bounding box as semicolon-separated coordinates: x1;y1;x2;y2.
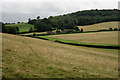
78;21;119;32
49;31;118;45
2;33;118;78
5;23;34;33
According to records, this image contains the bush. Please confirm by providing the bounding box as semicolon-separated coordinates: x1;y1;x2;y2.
109;28;113;31
9;27;19;34
3;26;19;34
99;29;109;31
119;28;120;31
29;27;34;32
56;30;60;34
114;28;118;31
81;28;83;32
33;32;36;37
75;27;80;31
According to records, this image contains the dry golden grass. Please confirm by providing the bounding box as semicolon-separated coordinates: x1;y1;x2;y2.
20;32;46;36
2;33;118;78
49;31;118;44
78;21;119;32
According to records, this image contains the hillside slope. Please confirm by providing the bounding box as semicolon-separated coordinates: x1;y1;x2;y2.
49;9;120;26
49;31;118;44
28;9;120;31
78;21;119;32
5;23;34;33
2;33;118;78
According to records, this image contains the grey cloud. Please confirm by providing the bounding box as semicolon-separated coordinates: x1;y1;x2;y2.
2;1;118;23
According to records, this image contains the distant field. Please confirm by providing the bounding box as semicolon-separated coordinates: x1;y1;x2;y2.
20;30;57;35
20;32;46;36
78;21;119;32
5;23;34;32
49;31;118;44
2;33;118;78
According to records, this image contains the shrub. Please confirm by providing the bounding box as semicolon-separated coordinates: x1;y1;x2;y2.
114;28;118;31
109;28;113;31
81;28;83;32
9;27;19;34
29;27;34;32
33;32;36;37
75;27;80;31
56;30;60;34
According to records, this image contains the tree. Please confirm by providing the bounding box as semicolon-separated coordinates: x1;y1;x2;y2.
75;27;80;31
37;16;40;20
28;18;31;24
27;9;120;32
49;16;53;19
41;18;50;25
34;21;52;32
109;28;113;31
28;19;37;24
17;22;20;24
81;28;83;32
9;27;19;34
28;18;31;21
114;28;118;31
16;27;19;33
33;32;36;37
1;22;4;32
29;27;34;32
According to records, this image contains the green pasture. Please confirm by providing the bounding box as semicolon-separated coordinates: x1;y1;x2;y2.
5;23;34;33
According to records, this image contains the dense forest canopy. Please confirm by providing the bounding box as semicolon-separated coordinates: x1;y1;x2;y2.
48;9;120;25
28;9;120;32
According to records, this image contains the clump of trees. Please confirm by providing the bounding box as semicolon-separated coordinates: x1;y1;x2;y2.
1;22;19;34
0;22;4;32
28;16;78;32
98;27;120;31
34;18;52;32
3;26;19;34
109;28;113;31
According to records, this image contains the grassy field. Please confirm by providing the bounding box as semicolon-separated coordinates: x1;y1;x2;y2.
5;23;34;33
2;33;118;78
49;31;118;45
78;21;119;32
20;32;46;36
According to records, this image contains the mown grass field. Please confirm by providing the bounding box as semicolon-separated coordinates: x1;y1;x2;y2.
49;31;118;45
5;23;34;33
78;21;119;32
2;33;118;78
20;32;46;36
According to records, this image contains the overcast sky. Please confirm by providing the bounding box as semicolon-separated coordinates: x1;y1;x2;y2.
0;0;119;23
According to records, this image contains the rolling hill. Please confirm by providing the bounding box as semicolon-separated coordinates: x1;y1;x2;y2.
49;31;118;45
78;21;119;32
2;33;118;78
28;9;120;32
48;9;120;26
